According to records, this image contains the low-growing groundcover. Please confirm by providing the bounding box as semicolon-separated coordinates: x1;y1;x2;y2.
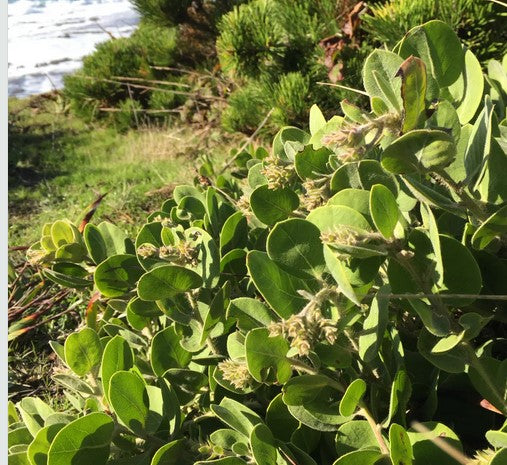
8;21;507;465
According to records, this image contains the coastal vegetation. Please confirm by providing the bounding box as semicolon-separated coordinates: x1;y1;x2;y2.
8;9;507;464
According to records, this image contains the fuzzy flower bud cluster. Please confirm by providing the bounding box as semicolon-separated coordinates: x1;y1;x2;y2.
261;155;295;190
467;449;496;465
269;307;337;357
152;215;176;228
323;112;401;162
26;248;47;265
217;359;252;390
301;179;326;211
236;193;252;218
321;225;388;253
137;241;199;266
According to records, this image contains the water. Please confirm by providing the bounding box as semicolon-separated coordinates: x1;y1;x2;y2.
8;0;140;98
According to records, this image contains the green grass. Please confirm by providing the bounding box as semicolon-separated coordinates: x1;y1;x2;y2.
8;93;245;403
8;93;242;247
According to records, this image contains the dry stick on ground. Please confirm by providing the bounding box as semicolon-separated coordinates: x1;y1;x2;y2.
126;83;140;129
8;261;30;290
111;76;192;88
9;246;30;252
150;65;213;77
12;297;84;338
99;108;181;114
316;81;369;96
218;108;274;175
9;289;71;323
74;75;226;101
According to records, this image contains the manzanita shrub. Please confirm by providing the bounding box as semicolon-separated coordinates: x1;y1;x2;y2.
9;21;507;465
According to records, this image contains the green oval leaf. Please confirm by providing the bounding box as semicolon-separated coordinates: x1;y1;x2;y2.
245;328;291;384
100;335;134;404
389;423;413;465
83;224;108;265
50;220;78;248
151;326;191;376
399;20;464;87
439;235;482;305
210;397;263;438
27;423;64;465
370;184;400;238
362;50;404;113
137;265;202;301
151;439;195;465
220;212;248;256
250;185;299;226
247;251;314;318
64;328;102;377
43;264;92;289
283;375;333;406
382;130;456;174
47;413;113;465
396;56;427;132
333;450;383;465
359;285;390;362
109;371;163;435
449;49;484;124
339;379;366;417
227;298;275;331
94;254;143;298
250;424;277;465
309;104;326;136
267;219;325;279
294;145;331;180
407;422;462;465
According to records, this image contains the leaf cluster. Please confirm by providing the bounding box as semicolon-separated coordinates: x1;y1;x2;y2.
10;21;507;465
